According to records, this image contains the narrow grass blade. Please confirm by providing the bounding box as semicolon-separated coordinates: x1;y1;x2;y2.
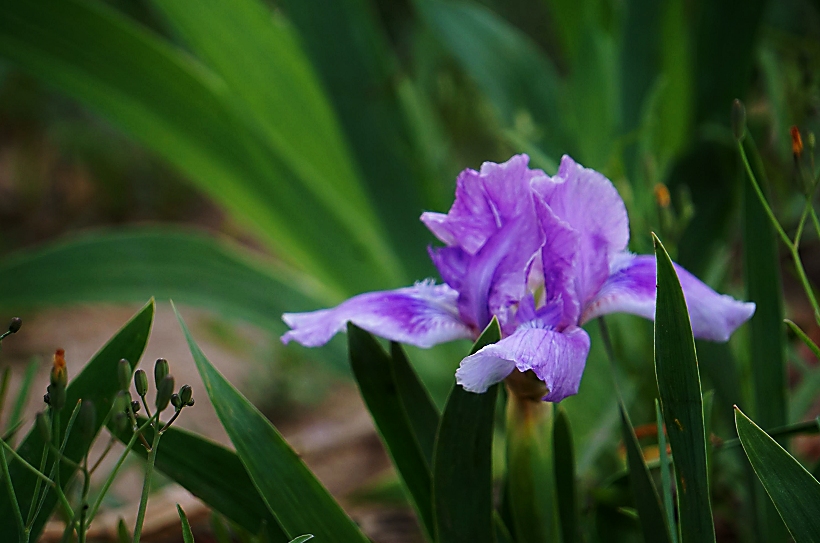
176;306;369;543
652;234;715;542
433;318;500;543
656;400;678;543
347;324;434;538
619;403;673;543
785;319;820;361
113;422;286;541
553;407;578;543
0;300;154;541
735;407;820;542
117;518;131;543
7;361;38;445
178;504;195;543
390;343;440;466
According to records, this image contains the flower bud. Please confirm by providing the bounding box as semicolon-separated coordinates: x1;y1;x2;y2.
179;384;193;407
154;358;169;388
171;393;182;411
731;99;746;141
791;126;804;159
155;375;175;412
117;359;132;392
35;412;51;443
130;400;141;415
7;317;22;334
134;369;148;397
47;349;68;411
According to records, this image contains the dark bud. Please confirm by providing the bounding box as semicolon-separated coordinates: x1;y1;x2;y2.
187;398;195;407
732;99;746;141
43;393;50;405
35;412;51;443
7;317;22;334
130;400;141;415
179;384;193;407
155;375;175;412
171;393;182;411
117;359;132;392
134;369;148;397
154;358;169;388
77;400;97;445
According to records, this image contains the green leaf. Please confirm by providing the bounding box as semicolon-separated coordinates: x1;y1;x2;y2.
390;343;440;466
433;318;500;543
652;234;715;542
0;0;401;296
113;422;287;541
619;403;673;543
0;300;155;541
117;518;131;543
553;407;577;543
175;306;369;543
7;361;38;445
288;536;314;543
347;324;434;539
735;407;820;542
178;504;196;543
417;0;567;160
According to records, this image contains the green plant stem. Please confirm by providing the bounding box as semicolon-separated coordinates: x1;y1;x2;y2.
0;425;27;543
160;409;182;433
87;416;155;524
738;140;820;315
0;439;56;487
25;445;48;525
133;420;163;543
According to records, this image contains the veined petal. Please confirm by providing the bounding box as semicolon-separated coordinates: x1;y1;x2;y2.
535;195;581;328
421;154;545;253
533;156;629;306
281;282;473;348
456;324;591;402
582;254;756;341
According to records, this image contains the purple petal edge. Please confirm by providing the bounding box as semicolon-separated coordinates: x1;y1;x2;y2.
456;323;590;402
281;282;473;348
582;254;756;342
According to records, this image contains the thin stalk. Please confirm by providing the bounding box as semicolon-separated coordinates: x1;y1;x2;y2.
132;421;163;543
159;410;182;433
738;140;820;315
0;425;27;543
0;439;56;487
25;445;48;525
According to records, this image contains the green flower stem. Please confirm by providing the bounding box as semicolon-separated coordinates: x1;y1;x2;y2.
504;375;557;543
0;439;56;487
0;425;27;543
132;419;163;543
87;416;155;524
738;139;820;316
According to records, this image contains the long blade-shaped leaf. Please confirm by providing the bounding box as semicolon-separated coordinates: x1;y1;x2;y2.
0;300;155;541
390;343;440;466
553;407;577;543
176;306;369;543
0;0;400;296
347;324;434;539
433;318;500;543
735;407;820;542
652;234;715;542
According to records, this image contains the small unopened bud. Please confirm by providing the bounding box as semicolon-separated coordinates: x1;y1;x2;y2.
792;126;804;159
134;369;148;397
155;375;175;412
117;359;132;392
47;349;68;411
154;359;169;388
7;317;22;334
179;384;193;407
171;394;182;411
731;99;746;141
130;400;141;415
77;400;97;445
654;184;671;208
35;412;51;443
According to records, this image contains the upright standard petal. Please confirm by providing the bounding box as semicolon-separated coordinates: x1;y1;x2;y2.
456;323;590;402
582;254;756;341
420;154;544;253
281;282;473;348
533;155;629;307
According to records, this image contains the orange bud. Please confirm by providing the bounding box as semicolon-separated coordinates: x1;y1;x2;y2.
654;184;671;208
791;126;804;158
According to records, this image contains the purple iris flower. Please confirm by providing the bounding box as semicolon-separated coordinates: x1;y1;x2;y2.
282;155;755;402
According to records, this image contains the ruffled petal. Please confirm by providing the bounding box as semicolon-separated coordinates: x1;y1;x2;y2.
456;324;591;402
281;282;473;348
421;154;545;253
533;156;629;306
582;254;756;342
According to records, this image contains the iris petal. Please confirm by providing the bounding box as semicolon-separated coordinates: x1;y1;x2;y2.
281;282;473;348
456;324;591;402
582;254;756;341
